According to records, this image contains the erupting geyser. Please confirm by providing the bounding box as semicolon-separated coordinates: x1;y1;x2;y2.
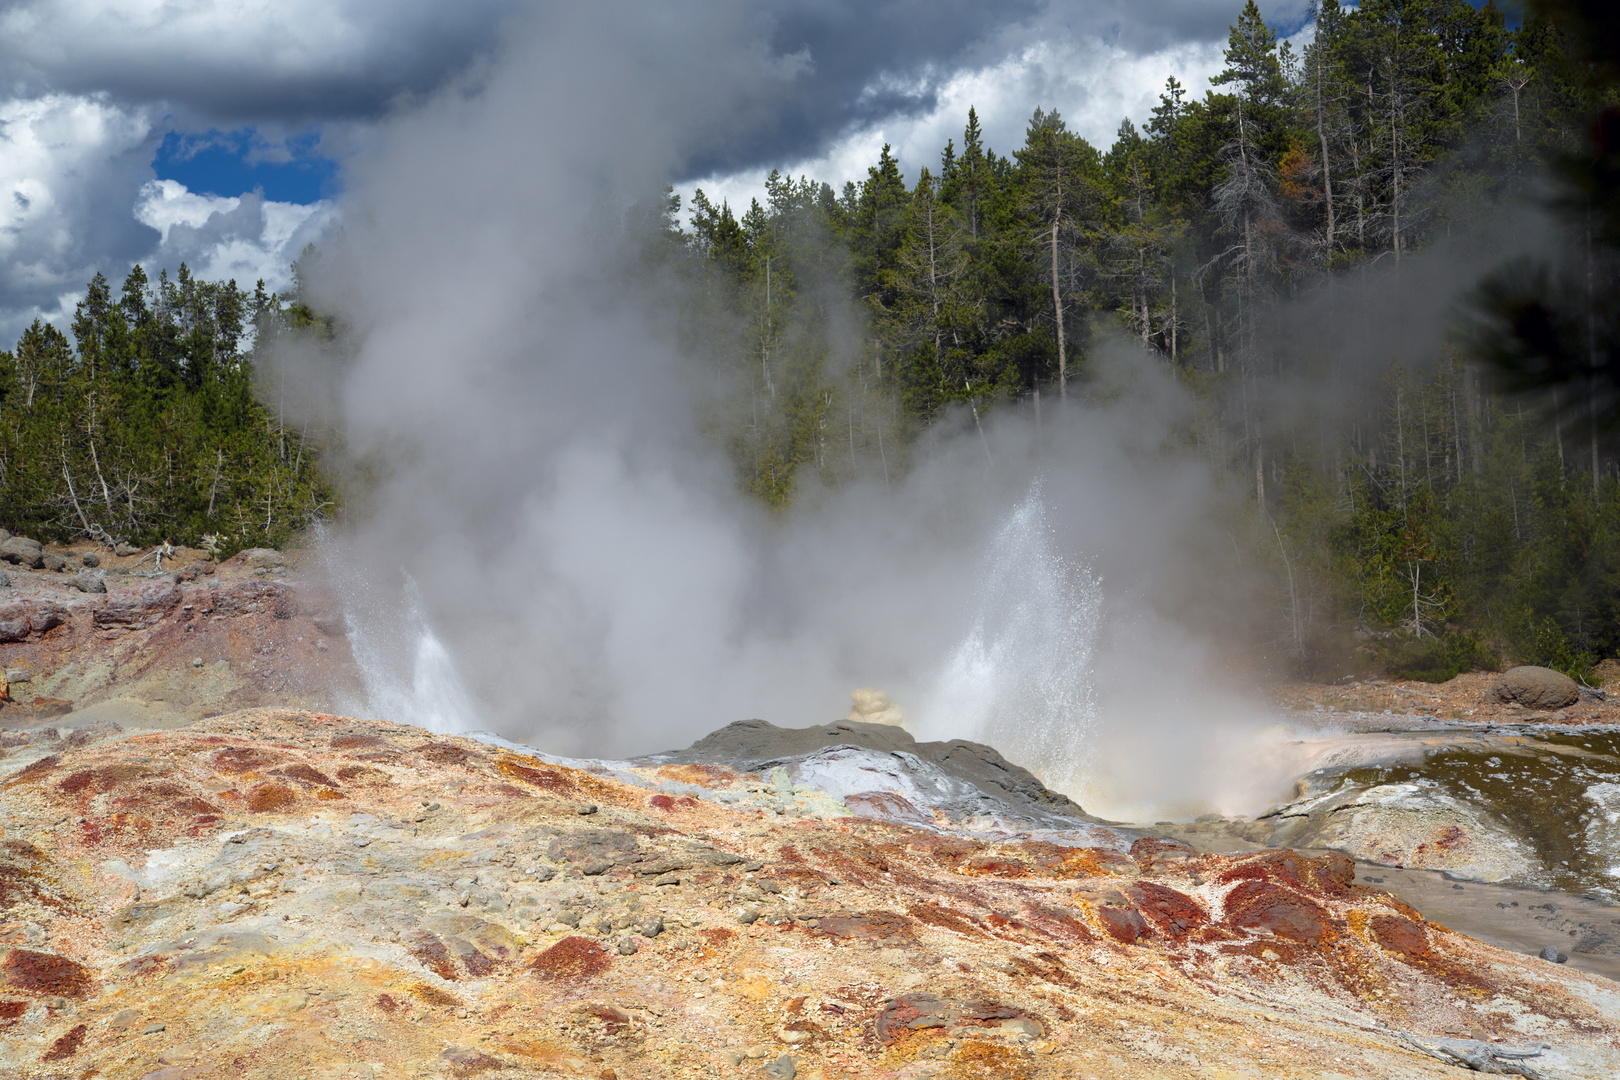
917;485;1101;799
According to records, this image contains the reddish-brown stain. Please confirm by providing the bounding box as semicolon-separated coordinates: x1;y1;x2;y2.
406;934;459;981
1223;880;1332;945
906;902;985;937
1097;905;1151;944
2;950;93;998
530;936;610;980
1132;882;1210;942
41;1022;86;1061
245;783;297;813
275;763;339;787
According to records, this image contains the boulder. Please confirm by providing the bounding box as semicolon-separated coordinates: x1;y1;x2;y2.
69;574;106;594
81;553;100;568
0;536;43;568
41;552;65;572
1491;666;1580;710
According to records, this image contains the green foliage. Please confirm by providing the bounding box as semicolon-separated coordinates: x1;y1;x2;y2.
0;265;334;554
1376;630;1501;683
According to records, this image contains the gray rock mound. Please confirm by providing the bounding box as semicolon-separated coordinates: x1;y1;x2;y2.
652;718;1096;827
1492;666;1579;710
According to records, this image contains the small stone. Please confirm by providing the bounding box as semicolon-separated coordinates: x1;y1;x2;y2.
192;657;204;668
727;1052;744;1066
115;542;139;557
141;1022;165;1034
762;1054;796;1080
0;570;11;588
639;915;663;938
1539;945;1569;964
80;553;99;568
737;907;760;925
109;1008;140;1030
616;936;639;956
577;803;599;815
69;573;106;593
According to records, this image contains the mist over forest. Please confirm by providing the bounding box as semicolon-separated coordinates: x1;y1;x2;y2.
2;0;1618;759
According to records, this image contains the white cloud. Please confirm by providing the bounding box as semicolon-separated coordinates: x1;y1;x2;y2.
685;32;1228;217
135;179;337;292
0;92;158;340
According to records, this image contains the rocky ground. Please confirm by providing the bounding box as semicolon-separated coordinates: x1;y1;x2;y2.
3;709;1619;1080
2;538;1620;1076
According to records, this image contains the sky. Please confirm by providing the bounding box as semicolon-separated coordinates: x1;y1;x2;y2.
0;0;1323;345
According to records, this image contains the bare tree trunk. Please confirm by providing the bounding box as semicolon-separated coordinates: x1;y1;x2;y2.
1169;274;1178;362
1314;20;1335;257
1050;209;1067;399
207;448;224;518
61;448;91;534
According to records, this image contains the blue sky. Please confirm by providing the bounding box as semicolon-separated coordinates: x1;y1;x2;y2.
152;128;340;203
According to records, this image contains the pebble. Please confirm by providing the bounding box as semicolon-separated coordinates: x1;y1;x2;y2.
762;1054;796;1080
1539;945;1569;964
109;1008;140;1030
141;1022;166;1034
737;907;760;925
640;915;663;938
616;936;639;956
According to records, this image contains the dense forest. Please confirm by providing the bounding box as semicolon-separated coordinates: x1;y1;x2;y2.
2;0;1616;680
0;265;332;555
668;0;1620;682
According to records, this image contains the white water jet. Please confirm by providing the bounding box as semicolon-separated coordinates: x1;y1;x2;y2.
916;484;1102;797
323;547;482;734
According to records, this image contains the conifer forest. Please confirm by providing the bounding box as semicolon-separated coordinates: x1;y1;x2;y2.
5;0;1619;682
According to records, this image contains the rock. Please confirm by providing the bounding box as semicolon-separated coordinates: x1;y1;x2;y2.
41;552;66;572
108;1008;140;1030
80;553;99;568
847;687;906;727
93;583;183;633
1491;666;1579;710
0;536;43;568
234;548;286;570
31;698;73;719
0;528;8;542
615;936;639;956
639;915;663;938
114;542;140;557
763;1056;796;1080
0;571;10;588
141;1022;166;1034
69;573;106;594
1539;945;1568;964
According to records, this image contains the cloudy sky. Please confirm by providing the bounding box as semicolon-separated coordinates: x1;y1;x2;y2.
0;0;1317;344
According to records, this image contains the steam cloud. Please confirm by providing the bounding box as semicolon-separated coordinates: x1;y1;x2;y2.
288;2;1305;821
